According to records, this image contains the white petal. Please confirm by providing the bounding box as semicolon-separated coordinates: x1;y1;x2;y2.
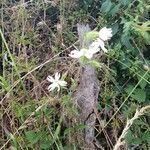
4;53;8;61
69;50;82;58
99;27;112;41
48;83;57;91
80;48;92;59
98;39;108;53
55;72;60;81
80;48;88;53
47;76;55;83
58;80;67;87
89;40;101;54
101;46;108;53
84;51;94;59
57;86;60;92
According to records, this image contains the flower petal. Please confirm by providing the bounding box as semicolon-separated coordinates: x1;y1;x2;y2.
80;48;93;59
89;40;101;54
58;80;67;87
47;83;57;91
57;85;60;92
55;72;60;81
47;76;55;83
84;51;94;59
98;39;108;53
69;50;82;58
99;27;112;41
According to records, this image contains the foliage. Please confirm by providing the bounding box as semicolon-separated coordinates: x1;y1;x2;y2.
0;0;150;149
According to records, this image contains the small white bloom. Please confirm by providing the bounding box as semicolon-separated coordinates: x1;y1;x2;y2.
69;50;83;58
47;72;67;92
80;48;94;59
89;39;102;53
97;38;108;53
69;27;113;58
90;27;113;53
90;38;108;53
99;27;112;41
69;48;94;59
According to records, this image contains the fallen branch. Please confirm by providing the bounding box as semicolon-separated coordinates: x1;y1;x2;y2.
113;105;150;150
73;24;100;149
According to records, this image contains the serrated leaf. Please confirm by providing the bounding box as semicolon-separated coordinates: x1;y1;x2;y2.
131;88;146;103
137;73;149;89
142;131;150;144
109;3;120;16
132;138;142;145
125;85;146;103
125;129;134;144
121;35;133;49
111;23;119;35
133;21;150;44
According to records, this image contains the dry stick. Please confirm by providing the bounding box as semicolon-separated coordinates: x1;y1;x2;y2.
113;105;150;150
73;24;100;149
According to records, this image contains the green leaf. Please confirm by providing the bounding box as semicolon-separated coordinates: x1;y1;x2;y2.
40;140;50;149
111;23;119;35
131;88;146;103
25;131;39;144
133;21;150;45
64;124;86;135
142;131;150;144
125;85;146;103
138;73;149;89
109;3;121;16
0;76;11;92
100;0;112;13
89;60;101;68
125;129;134;144
119;0;132;6
132;138;142;145
121;35;133;49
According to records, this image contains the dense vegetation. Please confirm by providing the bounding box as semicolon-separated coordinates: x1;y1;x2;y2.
0;0;150;149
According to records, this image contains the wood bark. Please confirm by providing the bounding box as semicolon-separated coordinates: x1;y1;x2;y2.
73;24;100;149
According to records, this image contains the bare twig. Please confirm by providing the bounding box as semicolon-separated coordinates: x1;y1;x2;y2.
113;105;150;150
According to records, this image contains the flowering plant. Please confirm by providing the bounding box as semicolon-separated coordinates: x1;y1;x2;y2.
69;27;112;59
47;27;112;92
47;72;67;92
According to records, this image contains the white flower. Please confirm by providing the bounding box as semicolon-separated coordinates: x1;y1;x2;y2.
89;38;108;53
69;48;95;59
89;27;112;53
69;50;83;58
80;48;94;59
69;48;99;59
47;72;67;92
90;38;108;53
99;27;112;41
69;27;113;58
